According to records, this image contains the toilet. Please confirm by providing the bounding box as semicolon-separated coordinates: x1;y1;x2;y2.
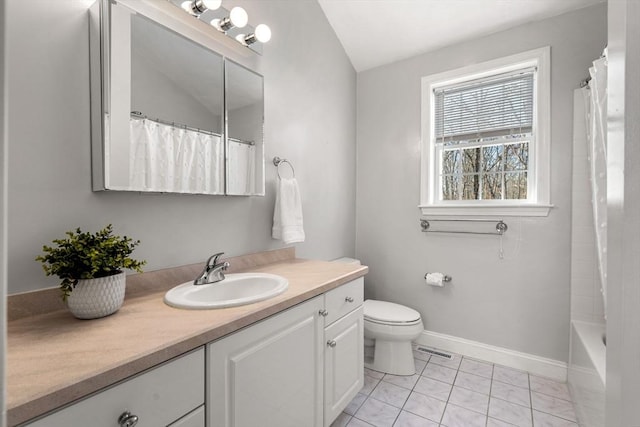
332;258;425;376
363;300;424;375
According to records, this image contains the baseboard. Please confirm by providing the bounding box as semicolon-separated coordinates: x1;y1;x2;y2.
415;330;568;382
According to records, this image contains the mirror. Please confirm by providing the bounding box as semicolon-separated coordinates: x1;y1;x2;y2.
89;0;265;196
226;61;264;195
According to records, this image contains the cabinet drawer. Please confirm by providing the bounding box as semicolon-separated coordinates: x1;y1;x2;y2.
168;406;205;427
324;277;364;326
26;348;205;427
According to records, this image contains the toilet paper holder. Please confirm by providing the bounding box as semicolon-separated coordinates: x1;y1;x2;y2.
424;273;452;282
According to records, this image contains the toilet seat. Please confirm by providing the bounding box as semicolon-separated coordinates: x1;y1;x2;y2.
363;300;422;325
365;317;423;326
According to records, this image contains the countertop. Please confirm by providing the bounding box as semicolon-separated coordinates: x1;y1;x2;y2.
7;251;368;426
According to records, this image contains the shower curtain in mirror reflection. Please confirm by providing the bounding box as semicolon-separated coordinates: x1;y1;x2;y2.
227;140;256;194
129;119;224;194
582;56;608;318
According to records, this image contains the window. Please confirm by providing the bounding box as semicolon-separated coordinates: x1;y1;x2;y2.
420;47;551;217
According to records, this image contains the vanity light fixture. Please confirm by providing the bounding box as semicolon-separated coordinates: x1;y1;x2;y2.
236;24;271;46
171;0;271;53
210;6;248;32
181;0;222;16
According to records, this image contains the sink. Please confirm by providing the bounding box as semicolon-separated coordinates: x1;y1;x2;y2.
164;273;289;309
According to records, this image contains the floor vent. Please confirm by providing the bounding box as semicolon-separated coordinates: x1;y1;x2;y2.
416;347;452;359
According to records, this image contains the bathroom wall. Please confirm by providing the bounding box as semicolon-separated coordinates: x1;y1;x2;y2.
5;0;356;294
356;4;607;362
131;55;223;132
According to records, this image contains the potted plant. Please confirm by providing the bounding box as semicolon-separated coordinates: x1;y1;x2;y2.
36;224;146;319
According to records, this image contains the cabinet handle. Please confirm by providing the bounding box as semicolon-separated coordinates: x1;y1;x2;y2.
345;296;354;303
327;340;337;348
118;411;139;427
319;309;329;317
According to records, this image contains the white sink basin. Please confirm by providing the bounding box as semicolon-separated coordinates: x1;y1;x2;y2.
164;273;289;309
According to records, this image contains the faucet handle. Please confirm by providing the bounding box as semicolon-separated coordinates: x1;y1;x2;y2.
206;252;225;267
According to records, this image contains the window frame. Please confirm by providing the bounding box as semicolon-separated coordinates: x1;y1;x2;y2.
420;47;552;217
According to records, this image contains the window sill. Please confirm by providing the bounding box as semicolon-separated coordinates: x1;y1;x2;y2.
418;204;553;217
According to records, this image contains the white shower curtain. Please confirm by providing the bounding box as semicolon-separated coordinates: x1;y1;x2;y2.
226;139;256;194
582;55;608;318
129;119;224;194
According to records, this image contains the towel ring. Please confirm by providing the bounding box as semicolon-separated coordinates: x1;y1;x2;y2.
273;156;295;179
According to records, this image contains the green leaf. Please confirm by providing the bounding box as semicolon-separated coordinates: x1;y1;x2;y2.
35;224;146;300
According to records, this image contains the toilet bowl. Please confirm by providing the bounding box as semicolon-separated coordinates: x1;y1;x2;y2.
363;299;424;375
331;257;424;376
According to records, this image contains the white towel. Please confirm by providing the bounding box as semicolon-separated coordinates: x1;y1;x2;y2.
272;177;305;244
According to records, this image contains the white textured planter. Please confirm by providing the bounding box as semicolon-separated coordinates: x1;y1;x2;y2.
66;271;126;319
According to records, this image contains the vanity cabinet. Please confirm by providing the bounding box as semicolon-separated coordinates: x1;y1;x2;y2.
207;296;325;427
323;278;364;427
25;348;205;427
207;278;364;427
20;277;363;427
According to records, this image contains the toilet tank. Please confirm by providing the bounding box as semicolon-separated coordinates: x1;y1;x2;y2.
332;257;361;265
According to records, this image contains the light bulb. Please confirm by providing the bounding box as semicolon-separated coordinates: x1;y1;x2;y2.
254;24;271;43
202;0;221;10
210;18;222;30
181;1;195;13
183;0;221;16
229;7;248;28
239;24;272;46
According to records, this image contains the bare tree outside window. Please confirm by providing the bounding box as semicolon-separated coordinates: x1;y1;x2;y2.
440;138;529;201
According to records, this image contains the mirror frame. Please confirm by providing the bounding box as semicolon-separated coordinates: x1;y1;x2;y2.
89;0;265;196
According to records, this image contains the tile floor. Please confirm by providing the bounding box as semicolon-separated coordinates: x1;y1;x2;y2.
331;346;579;427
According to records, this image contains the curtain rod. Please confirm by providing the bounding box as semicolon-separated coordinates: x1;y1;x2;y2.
130;112;255;146
130;111;221;138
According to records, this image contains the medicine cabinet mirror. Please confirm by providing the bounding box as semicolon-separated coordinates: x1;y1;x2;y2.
89;0;265;196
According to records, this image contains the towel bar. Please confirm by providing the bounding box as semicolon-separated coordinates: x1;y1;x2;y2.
273;157;295;179
420;219;508;235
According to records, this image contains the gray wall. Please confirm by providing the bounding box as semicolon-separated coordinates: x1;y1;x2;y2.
6;0;356;294
356;4;607;362
131;55;223;133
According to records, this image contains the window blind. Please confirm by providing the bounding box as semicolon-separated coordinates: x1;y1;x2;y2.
434;69;534;143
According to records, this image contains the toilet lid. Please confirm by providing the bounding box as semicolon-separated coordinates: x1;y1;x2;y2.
363;300;421;324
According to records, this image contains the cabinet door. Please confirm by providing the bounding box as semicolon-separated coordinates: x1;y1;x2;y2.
324;306;364;427
207;296;324;427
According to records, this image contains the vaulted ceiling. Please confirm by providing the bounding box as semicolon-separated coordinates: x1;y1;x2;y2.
317;0;605;72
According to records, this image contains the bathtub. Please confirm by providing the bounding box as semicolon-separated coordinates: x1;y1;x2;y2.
568;321;606;427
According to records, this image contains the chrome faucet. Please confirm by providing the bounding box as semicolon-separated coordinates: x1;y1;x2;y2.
194;252;230;285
